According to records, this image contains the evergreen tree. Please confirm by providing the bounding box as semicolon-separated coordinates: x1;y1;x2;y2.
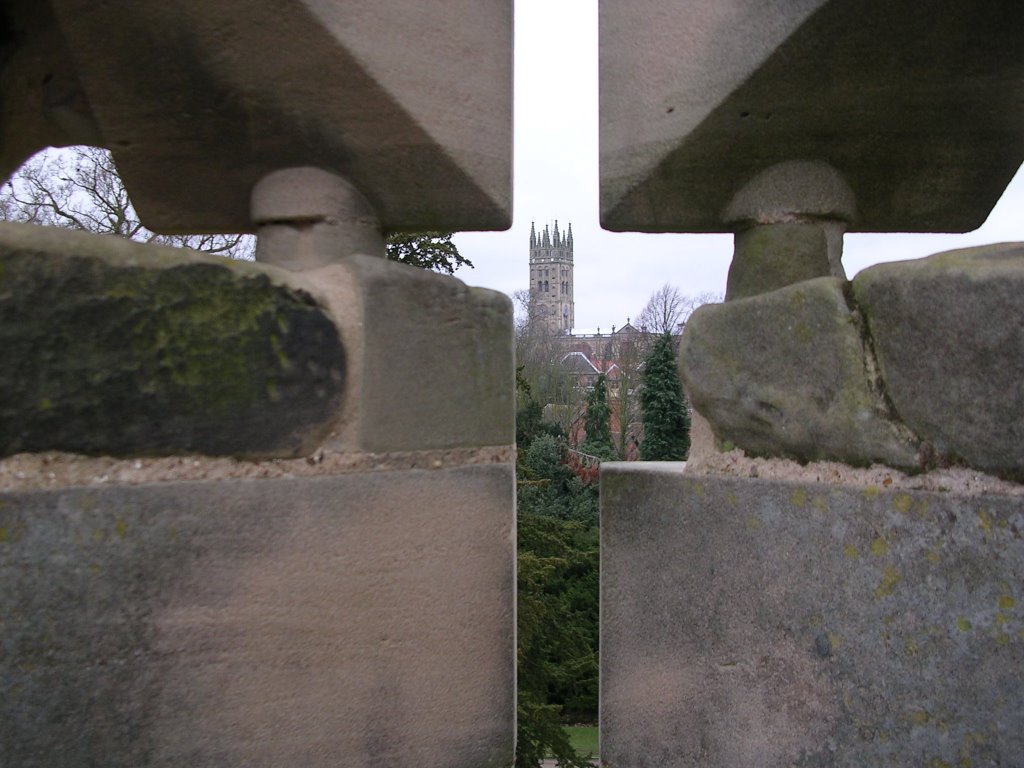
580;373;616;461
640;332;691;460
516;511;598;768
385;231;472;274
518;433;598;527
515;413;599;766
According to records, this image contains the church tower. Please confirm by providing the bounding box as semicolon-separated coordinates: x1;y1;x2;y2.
528;220;575;333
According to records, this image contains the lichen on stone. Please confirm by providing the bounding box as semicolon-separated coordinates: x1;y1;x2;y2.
0;226;345;458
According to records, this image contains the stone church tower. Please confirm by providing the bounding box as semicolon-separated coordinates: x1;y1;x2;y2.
529;220;574;333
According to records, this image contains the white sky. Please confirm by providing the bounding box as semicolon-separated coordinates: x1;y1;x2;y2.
453;0;1024;331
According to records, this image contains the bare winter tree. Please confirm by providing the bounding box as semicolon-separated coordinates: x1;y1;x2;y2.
1;146;255;259
636;283;721;335
513;288;585;432
609;327;645;459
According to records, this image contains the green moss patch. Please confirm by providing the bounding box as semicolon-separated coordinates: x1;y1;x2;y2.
0;247;344;458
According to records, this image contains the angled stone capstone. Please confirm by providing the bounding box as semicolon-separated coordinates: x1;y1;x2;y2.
600;0;1024;234
2;0;512;234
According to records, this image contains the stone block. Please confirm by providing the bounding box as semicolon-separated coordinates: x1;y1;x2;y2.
0;222;344;459
727;222;835;300
0;0;101;179
0;222;513;457
601;464;1024;767
600;0;1024;233
852;243;1024;479
252;167;386;270
4;0;512;233
722;160;858;228
680;277;919;468
0;464;515;767
684;242;1024;479
311;254;515;453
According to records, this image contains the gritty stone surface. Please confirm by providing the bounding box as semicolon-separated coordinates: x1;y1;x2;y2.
680;277;919;468
727;223;834;300
852;243;1024;479
601;464;1024;768
0;223;344;459
0;0;99;179
310;256;515;453
0;446;515;491
685;242;1024;480
600;0;1024;233
251;167;386;270
722;160;858;226
684;441;1024;499
0;464;515;767
251;166;377;225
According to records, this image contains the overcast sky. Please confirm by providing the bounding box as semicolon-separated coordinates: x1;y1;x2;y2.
453;0;1024;331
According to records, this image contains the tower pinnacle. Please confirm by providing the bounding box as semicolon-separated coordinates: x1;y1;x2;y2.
528;219;575;334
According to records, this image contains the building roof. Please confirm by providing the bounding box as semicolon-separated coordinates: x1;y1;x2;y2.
560;351;600;375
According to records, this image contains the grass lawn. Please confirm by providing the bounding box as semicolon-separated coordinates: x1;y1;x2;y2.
565;725;599;757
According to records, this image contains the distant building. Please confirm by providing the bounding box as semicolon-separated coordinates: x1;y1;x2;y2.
528;220;574;333
525;221;684;457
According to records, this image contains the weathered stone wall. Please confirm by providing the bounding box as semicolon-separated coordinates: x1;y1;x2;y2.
599;1;1024;764
0;220;517;766
1;464;515;768
2;0;518;762
0;224;346;458
1;1;520;765
5;0;1023;763
599;0;1024;234
601;463;1024;767
0;222;514;459
681;243;1024;480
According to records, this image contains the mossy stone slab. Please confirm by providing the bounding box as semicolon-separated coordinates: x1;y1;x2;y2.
680;277;918;468
0;223;344;458
852;242;1024;479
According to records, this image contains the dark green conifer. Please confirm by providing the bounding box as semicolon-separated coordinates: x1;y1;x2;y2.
580;373;616;461
640;332;691;460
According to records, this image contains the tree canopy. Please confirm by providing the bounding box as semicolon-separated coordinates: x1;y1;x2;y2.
637;283;687;335
3;146;472;275
640;331;691;461
1;146;254;259
580;373;616;461
513;289;583;435
385;231;472;274
515;403;599;767
516;512;598;768
637;283;721;335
